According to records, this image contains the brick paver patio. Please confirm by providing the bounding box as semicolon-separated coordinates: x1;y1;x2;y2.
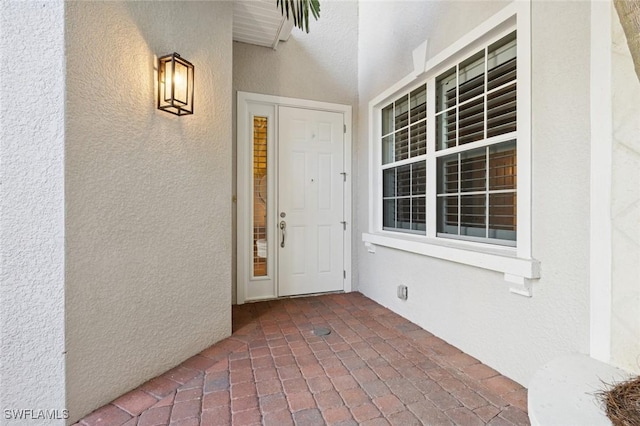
76;292;530;425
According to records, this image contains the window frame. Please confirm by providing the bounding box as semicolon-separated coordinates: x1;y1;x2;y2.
363;2;538;290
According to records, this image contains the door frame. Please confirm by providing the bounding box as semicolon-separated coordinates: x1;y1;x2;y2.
236;91;352;304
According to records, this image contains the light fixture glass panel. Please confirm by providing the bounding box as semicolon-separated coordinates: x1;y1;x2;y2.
174;61;188;105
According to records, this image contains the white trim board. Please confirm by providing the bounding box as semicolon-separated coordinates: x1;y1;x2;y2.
588;0;612;363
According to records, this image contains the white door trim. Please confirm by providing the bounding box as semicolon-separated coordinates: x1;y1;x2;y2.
236;91;352;304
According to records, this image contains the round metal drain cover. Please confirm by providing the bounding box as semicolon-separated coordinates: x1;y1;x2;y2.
313;327;332;336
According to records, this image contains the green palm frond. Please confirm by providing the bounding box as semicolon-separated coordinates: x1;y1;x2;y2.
276;0;320;33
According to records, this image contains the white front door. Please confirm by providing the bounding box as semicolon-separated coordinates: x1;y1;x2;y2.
277;107;345;296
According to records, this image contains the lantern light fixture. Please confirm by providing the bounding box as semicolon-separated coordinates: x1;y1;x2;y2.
157;52;194;116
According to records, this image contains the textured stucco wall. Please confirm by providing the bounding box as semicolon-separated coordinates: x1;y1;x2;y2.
0;1;67;423
610;8;640;374
233;1;358;105
65;1;233;420
357;1;591;386
232;1;359;303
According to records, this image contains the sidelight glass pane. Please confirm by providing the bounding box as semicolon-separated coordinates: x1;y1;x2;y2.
253;116;268;277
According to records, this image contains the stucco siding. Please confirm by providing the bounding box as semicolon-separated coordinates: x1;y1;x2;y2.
65;1;233;421
611;6;640;374
356;0;591;386
0;1;67;423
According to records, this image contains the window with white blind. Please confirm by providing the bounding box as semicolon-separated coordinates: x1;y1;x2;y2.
435;31;517;246
376;30;519;247
381;85;427;233
365;3;536;285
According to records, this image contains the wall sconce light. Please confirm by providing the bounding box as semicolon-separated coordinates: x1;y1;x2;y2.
157;52;194;116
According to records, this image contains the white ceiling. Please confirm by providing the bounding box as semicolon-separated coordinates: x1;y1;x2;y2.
233;0;295;49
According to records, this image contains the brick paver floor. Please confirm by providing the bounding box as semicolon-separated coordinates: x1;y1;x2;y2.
76;292;530;425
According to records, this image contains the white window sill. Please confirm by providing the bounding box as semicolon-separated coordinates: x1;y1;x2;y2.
362;232;540;296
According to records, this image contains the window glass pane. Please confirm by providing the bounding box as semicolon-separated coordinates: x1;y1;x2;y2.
410;85;427;124
383;199;396;228
382;104;394;136
488;32;517;91
395;129;409;161
412;197;426;231
489;140;516;190
410;121;427;157
460;194;486;237
458;50;485;103
397;164;411;197
395;95;409;130
412;162;426;195
458;97;485;145
383;168;396;197
487;83;516;138
436;110;456;150
437;196;458;234
437;154;458;194
489;193;516;240
253;116;268;277
436;67;456;113
460;147;486;192
382;134;394;165
397;198;411;229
